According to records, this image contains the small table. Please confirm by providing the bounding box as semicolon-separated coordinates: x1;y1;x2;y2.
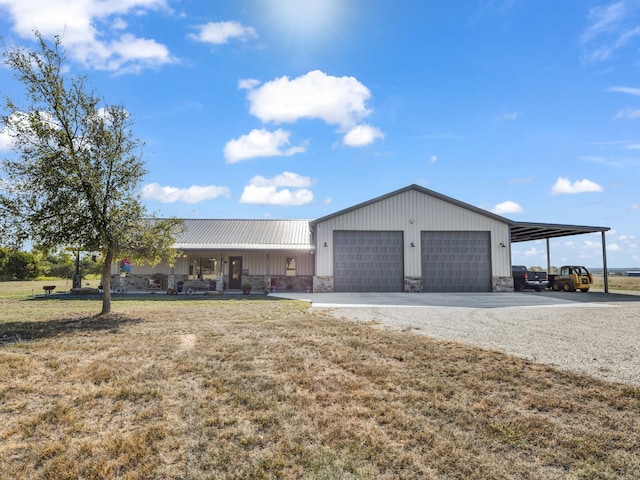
42;286;56;295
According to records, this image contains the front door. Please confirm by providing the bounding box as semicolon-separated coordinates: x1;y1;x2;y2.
229;257;242;289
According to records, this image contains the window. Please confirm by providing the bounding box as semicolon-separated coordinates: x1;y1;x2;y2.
286;257;296;276
190;257;222;280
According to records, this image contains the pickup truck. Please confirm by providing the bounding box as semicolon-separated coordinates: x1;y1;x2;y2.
512;265;549;292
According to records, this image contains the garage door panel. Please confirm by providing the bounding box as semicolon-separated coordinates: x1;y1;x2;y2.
334;231;403;292
421;231;491;292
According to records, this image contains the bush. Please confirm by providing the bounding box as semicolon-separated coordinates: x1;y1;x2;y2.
2;250;40;280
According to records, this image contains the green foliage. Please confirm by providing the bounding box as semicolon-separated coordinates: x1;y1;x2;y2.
0;248;39;280
0;32;182;313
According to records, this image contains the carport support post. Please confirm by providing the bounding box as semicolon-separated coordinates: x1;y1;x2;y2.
546;238;551;275
602;231;609;294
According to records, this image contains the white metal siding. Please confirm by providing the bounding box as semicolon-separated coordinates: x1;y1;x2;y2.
118;251;314;277
315;189;510;278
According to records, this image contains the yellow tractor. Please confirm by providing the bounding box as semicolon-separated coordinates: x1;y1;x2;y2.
549;266;593;292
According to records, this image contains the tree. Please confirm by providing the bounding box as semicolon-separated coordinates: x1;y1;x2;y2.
5;250;40;280
0;33;182;314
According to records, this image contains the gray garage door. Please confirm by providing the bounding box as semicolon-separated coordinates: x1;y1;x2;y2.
333;231;404;292
421;231;492;292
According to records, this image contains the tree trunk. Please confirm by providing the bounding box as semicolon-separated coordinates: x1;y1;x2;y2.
101;250;113;315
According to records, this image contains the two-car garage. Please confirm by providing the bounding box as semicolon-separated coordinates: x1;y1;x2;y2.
332;229;493;293
313;184;512;293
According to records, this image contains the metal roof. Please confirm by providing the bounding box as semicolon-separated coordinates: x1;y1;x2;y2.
174;219;313;251
169;186;610;250
510;222;610;243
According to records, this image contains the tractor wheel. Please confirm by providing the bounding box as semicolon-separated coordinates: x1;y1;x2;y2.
113;285;124;294
552;282;561;291
580;288;589;292
186;286;195;295
562;282;575;292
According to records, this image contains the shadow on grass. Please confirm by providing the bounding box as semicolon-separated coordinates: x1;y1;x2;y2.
0;313;142;346
28;293;285;303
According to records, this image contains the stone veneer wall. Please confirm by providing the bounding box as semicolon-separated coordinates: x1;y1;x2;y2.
313;276;334;293
493;276;513;292
240;275;313;293
267;275;314;293
310;276;513;293
404;276;424;292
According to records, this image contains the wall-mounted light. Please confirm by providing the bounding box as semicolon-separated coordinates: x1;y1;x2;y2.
323;242;328;247
409;219;414;224
499;242;507;248
410;242;415;247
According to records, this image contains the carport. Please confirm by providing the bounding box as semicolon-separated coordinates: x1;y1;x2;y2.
510;222;611;293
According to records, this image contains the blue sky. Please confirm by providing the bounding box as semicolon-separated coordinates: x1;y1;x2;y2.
1;0;639;268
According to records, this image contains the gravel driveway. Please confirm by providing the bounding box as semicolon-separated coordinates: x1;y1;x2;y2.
315;298;640;386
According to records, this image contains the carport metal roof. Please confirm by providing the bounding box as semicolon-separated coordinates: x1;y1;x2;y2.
510;222;610;243
509;221;611;293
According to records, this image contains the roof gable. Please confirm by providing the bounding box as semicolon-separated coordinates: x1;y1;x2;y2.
311;184;513;226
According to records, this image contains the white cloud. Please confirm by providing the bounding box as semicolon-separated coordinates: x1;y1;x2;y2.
614;107;640;119
188;21;257;44
1;111;60;149
607;243;621;251
428;155;438;164
618;234;635;241
508;176;534;184
632;204;640;210
236;70;383;148
342;124;384;147
524;247;541;257
238;78;261;90
496;112;519;121
581;2;626;43
242;70;374;128
223;128;306;163
583;240;602;249
240;172;313;205
581;2;640;62
141;183;230;204
551;177;603;194
490;200;523;215
0;127;14;151
607;86;640;96
0;0;175;73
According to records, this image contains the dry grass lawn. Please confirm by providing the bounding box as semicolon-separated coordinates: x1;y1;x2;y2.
591;275;640;292
1;282;640;479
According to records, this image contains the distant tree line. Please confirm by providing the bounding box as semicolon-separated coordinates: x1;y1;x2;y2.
0;247;101;281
